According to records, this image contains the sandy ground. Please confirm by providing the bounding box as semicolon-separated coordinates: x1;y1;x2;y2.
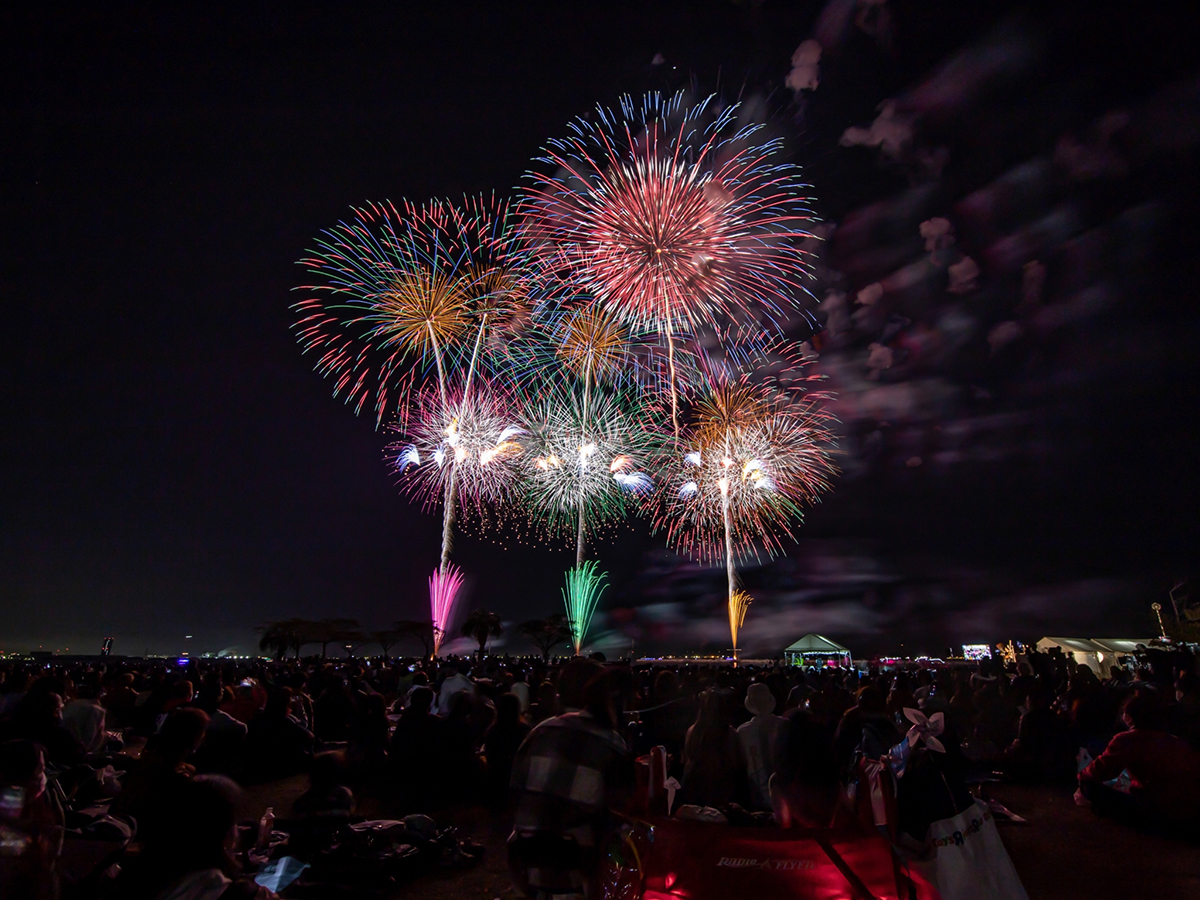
236;779;1200;900
987;784;1200;900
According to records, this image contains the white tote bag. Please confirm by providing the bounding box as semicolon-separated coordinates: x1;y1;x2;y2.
916;799;1029;900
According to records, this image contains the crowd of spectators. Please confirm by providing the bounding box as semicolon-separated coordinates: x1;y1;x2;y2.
1;640;1198;897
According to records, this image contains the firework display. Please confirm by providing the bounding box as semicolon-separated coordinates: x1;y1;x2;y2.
658;367;838;654
562;561;608;655
297;197;531;565
522;92;819;433
292;92;836;659
388;383;525;538
659;373;837;564
519;388;657;565
295;200;464;422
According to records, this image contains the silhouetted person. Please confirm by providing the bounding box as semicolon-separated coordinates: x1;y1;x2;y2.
312;677;356;742
484;693;530;805
244;689;314;781
389;686;443;810
2;690;85;768
1079;691;1200;830
770;709;842;829
114;774;278;899
681;689;741;808
112;708;209;838
439;691;484;803
0;740;63;900
509;670;632;899
347;693;390;784
290;751;355;857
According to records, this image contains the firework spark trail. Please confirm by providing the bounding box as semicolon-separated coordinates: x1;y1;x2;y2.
429;564;465;657
728;589;752;661
659;362;838;656
563;561;607;655
522;92;820;436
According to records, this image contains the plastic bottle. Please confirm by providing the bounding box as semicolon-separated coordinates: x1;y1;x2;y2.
256;806;274;851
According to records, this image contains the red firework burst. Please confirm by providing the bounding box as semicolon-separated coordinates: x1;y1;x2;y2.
521;93;819;337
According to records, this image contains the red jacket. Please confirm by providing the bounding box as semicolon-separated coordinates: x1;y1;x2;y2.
1080;728;1200;823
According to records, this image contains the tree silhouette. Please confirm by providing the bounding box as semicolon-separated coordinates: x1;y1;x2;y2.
257;618;317;660
460;608;503;658
311;617;363;658
518;614;572;662
370;628;403;659
395;620;436;658
286;619;315;658
257;621;292;661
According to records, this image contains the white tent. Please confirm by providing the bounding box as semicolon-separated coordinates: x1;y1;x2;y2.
784;634;852;667
1036;636;1153;676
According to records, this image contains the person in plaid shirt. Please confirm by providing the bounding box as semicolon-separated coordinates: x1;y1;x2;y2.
508;663;632;898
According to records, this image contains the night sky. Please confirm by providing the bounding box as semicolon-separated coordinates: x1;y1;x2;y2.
3;2;1199;658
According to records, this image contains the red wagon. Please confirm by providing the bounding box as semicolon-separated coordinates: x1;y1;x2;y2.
601;816;939;900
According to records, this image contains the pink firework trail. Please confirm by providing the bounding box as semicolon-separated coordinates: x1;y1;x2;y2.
429;564;465;657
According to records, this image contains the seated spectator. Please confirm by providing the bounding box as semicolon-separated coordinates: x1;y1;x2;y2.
1004;687;1070;782
243;689;313;781
389;671;429;713
435;661;474;716
439;691;485;803
783;684;810;714
483;693;530;805
0;668;31;719
682;689;742;808
510;670;530;714
289;751;355;857
389;686;443;810
220;680;267;726
1173;672;1200;752
62;683;109;755
161;680;195;714
832;686;898;777
527;680;559;725
1;689;85;768
974;680;1017;752
346;693;390;784
102;673;139;731
1078;691;1200;830
738;683;790;809
193;699;248;776
641;669;694;760
112;708;209;837
114;774;277;899
770;709;841;830
0;740;64;900
509;670;631;899
312;678;355;742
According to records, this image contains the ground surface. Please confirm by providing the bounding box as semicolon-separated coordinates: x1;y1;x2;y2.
987;784;1200;900
237;780;1200;900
